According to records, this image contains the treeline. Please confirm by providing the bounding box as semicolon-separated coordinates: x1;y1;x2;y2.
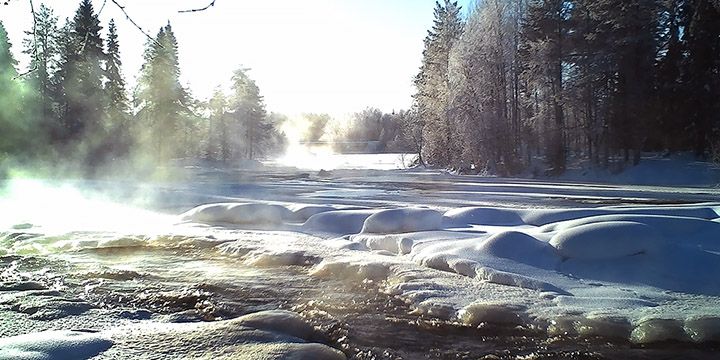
0;0;284;176
413;0;720;175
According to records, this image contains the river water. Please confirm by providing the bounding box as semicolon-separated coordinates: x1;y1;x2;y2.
2;234;718;359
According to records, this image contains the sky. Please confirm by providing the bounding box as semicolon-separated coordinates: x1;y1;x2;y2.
1;0;471;118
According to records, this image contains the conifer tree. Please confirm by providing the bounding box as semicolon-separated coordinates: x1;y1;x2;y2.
229;68;270;160
22;3;58;141
104;19;131;156
58;0;105;149
0;20;27;157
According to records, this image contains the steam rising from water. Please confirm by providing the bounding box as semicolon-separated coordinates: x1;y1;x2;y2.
0;179;174;235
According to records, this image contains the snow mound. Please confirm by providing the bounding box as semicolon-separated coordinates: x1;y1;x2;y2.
181;203;291;225
243;249;318;267
549;221;661;259
443;207;525;226
521;206;719;226
361;208;443;234
547;314;632;339
287;204;339;222
478;231;560;269
476;267;567;294
310;260;390;282
302;210;376;235
0;330;112;360
543;214;720;251
352;231;477;255
458;302;528;327
231;310;320;342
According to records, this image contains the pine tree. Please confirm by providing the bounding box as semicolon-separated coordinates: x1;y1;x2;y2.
206;88;230;161
229;68;270;160
413;0;463;167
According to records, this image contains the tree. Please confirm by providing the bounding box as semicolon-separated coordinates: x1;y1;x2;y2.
205;87;230;161
103;18;131;157
136;22;192;162
0;20;30;159
22;3;59;145
228;68;271;160
414;0;464;167
57;0;106;149
521;0;570;173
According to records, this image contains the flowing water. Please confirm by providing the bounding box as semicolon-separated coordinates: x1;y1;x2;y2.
2;234;718;359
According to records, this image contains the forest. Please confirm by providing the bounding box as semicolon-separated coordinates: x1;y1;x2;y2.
413;0;719;175
0;0;719;177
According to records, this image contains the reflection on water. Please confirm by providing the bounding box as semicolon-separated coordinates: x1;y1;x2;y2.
2;241;717;359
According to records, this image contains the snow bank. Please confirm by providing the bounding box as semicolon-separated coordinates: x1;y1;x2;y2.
181;203;291;225
361;208;443;234
0;330;112;360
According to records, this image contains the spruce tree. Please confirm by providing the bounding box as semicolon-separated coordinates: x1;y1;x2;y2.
136;23;190;162
58;0;106;150
0;21;30;159
104;19;130;156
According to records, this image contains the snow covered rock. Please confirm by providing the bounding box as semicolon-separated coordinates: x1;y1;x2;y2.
361;208;443;234
478;231;560;269
443;207;525;227
0;330;112;360
302;210;376;235
181;203;292;225
549;221;661;259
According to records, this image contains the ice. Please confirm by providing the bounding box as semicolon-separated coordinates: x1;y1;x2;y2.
549;221;661;259
0;330;112;360
360;208;444;234
630;318;689;343
684;316;720;342
181;203;292;225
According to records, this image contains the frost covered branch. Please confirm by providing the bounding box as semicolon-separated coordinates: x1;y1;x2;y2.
178;0;216;13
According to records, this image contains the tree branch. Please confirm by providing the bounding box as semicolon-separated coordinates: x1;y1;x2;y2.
14;0;38;79
178;0;216;13
109;0;160;46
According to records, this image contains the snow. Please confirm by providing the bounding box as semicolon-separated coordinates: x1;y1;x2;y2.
5;155;720;349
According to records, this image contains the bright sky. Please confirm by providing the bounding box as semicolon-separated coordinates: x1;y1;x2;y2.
1;0;470;118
